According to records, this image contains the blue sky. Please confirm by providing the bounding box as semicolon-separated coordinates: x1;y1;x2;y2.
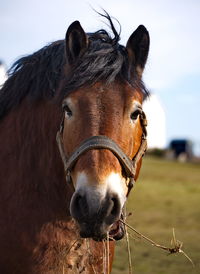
1;0;200;153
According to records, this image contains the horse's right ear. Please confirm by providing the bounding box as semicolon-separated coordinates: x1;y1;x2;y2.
65;21;88;64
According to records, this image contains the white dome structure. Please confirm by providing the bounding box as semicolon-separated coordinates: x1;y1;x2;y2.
0;61;7;87
142;93;166;149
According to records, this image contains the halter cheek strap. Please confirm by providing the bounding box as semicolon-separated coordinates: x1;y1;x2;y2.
56;112;147;196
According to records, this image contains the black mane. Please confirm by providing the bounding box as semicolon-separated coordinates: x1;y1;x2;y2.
0;14;148;119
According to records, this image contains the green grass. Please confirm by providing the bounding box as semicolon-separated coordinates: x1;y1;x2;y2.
112;157;200;274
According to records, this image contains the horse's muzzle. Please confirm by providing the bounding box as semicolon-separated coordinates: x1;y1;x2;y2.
70;190;124;241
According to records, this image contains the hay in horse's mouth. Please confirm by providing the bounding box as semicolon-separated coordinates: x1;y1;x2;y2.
108;217;125;241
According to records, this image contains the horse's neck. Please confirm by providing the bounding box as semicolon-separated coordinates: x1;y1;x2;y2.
0;99;71;213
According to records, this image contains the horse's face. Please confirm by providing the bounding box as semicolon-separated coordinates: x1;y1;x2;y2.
62;83;144;240
60;20;149;240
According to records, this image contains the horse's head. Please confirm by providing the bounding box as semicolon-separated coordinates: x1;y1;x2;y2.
58;18;149;241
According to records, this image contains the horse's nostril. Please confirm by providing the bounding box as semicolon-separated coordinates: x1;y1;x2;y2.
105;196;121;225
111;197;119;216
74;194;82;208
70;193;87;221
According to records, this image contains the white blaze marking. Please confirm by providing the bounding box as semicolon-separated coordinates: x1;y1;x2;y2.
75;171;127;209
106;173;127;206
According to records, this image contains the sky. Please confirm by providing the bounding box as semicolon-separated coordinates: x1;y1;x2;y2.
1;0;200;154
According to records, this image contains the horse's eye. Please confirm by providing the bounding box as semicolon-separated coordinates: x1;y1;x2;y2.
130;110;141;120
62;104;72;117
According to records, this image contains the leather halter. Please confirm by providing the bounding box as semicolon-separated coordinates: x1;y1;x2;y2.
56;112;147;196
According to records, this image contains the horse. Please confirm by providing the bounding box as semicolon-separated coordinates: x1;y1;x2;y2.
0;13;149;273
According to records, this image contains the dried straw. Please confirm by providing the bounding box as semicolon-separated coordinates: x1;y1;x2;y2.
120;220;195;267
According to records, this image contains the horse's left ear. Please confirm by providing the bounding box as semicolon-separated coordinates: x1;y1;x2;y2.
126;25;150;77
65;21;88;64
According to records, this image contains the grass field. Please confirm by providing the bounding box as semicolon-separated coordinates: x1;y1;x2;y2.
112;156;200;274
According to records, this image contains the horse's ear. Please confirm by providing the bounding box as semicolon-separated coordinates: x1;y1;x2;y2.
126;25;150;77
65;21;88;64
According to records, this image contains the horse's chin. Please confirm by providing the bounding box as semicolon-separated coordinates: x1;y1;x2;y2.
90;221;124;242
75;213;125;242
77;221;125;242
91;217;125;242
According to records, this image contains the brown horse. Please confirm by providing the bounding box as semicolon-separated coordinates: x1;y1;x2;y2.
0;13;149;273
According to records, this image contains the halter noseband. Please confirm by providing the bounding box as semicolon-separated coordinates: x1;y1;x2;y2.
56;112;147;196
